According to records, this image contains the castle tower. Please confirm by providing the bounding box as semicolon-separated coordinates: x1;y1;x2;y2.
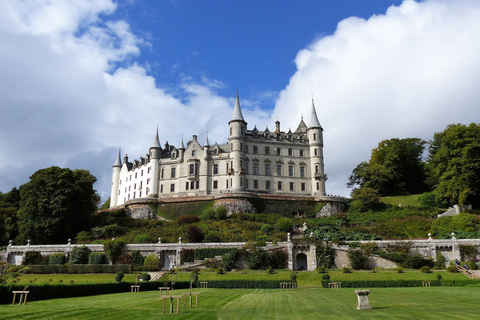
178;135;185;162
307;99;326;196
228;92;247;192
110;149;122;208
148;127;162;197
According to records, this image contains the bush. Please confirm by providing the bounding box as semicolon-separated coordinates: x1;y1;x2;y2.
348;249;369;270
396;267;404;274
143;255;161;271
204;259;220;269
215;207;228;220
204;231;221;242
260;224;273;235
447;265;459;273
88;252;107;265
117;253;132;265
276;217;293;232
420;266;432;273
221;252;238;271
435;254;446;269
267;267;275;274
436;274;442;281
321;274;330;281
268;250;288;269
203;209;216;220
140;272;151;281
24;264;131;274
133;235;151;243
291;273;297;283
187;225;204;243
247;249;269;270
316;266;326;273
69;246;91;264
403;255;434;269
131;251;144;267
342;267;352;274
418;192;444;208
316;244;336;269
463;261;478;270
181;249;195;263
23;251;45;265
48;253;66;265
103;224;128;238
115;271;124;282
190;271;199;284
194;248;234;260
103;240;125;264
216;267;225;275
177;215;201;224
459;245;479;261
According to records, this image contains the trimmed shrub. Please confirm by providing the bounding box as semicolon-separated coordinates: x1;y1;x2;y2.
69;246;91;264
221;252;238;271
203;209;216;220
49;254;66;265
115;271;124;282
181;249;195;263
316;266;326;274
291;273;297;283
24;264;131;274
267;267;275;274
103;240;125;264
459;245;478;261
321;274;330;281
420;266;432;273
316;244;336;269
436;274;442;281
187;225;204;243
435;254;446;269
348;249;369;270
403;255;434;269
215;207;227;220
140;273;151;281
342;267;352;274
260;224;273;235
396;267;404;274
131;251;144;267
117;253;132;265
275;217;293;232
269;249;288;269
447;265;458;273
143;255;161;271
88;252;107;265
133;235;151;243
204;231;221;242
247;249;269;270
216;267;225;275
23;251;45;265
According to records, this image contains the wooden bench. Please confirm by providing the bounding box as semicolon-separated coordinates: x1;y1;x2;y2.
280;282;297;289
328;282;342;289
162;295;184;314
12;291;29;305
200;281;208;288
158;286;171;296
130;285;140;292
422;281;431;287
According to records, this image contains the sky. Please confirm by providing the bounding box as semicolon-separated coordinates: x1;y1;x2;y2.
1;0;480;203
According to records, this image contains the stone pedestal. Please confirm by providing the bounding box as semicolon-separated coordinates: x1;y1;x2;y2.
355;290;372;310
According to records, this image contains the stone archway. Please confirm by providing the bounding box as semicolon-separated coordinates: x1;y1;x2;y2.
296;253;308;271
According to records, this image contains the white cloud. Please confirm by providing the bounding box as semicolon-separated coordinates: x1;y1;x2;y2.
273;0;480;197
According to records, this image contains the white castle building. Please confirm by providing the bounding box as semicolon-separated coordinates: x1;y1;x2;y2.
110;94;327;208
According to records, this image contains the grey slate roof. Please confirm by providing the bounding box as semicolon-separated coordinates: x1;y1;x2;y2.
230;92;246;123
151;127;161;148
113;149;122;167
308;99;323;130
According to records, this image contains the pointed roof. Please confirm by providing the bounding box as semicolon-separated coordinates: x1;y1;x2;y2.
204;132;210;147
308;98;323;130
294;118;308;133
229;91;246;123
179;135;185;149
151;127;161;148
113;149;122;167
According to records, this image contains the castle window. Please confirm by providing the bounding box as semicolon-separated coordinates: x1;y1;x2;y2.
300;150;304;157
245;162;249;174
316;182;319;190
171;167;176;178
146;187;149;194
253;180;258;189
130;175;132;180
253;163;258;175
315;165;319;174
230;128;232;135
241;143;243;151
213;181;218;189
140;181;142;189
139;191;142;197
191;181;195;190
266;181;270;190
147;178;150;185
245;145;248;152
135;173;137;179
189;164;195;175
148;167;150;173
170;184;175;192
240;178;243;187
290;182;294;191
314;133;317;140
128;194;130;200
288;148;293;156
186;182;189;190
300;166;305;177
134;183;136;189
133;192;136;199
118;190;120;195
276;148;281;155
125;187;127;193
301;183;306;191
315;149;318;156
213;163;218;174
277;165;282;176
161;169;164;179
120;180;121;185
226;180;229;188
253;146;258;154
141;170;143;176
245;179;249;188
161;185;163;193
277;181;282;190
265;147;270;155
129;186;131;191
196;181;199;189
289;166;294;177
265;164;270;176
226;163;229;173
215;149;218;155
192;150;195;157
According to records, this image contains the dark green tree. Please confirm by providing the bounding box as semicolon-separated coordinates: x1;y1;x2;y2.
348;138;429;196
16;167;99;244
427;123;480;206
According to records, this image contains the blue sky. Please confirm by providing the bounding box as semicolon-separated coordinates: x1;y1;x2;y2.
1;0;480;203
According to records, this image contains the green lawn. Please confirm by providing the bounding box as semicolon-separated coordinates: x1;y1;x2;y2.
1;287;479;319
380;194;422;206
17;273;139;285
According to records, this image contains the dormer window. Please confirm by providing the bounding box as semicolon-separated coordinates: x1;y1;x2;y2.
192;150;195;157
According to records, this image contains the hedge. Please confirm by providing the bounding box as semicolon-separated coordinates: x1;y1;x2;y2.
321;279;480;288
0;281;190;304
194;248;235;260
24;264;132;274
195;280;285;289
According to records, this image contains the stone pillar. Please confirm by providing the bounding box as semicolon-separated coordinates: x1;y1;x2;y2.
355;290;372;310
310;245;317;271
287;234;294;271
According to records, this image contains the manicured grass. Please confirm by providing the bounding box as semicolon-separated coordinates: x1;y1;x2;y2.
380;194;422;207
1;287;480;319
16;273;139;285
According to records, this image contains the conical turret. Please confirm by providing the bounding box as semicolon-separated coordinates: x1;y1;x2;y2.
308;98;323;130
113;148;122;167
229;91;246;123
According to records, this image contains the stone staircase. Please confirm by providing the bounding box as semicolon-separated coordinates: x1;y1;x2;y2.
456;265;480;279
149;268;168;281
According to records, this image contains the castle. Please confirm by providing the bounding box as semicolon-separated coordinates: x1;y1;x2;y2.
110;94;328;209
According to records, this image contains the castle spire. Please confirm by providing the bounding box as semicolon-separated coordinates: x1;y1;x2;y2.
113;148;122;167
229;91;245;123
151;126;161;148
308;98;323;130
205;132;210;147
180;134;185;149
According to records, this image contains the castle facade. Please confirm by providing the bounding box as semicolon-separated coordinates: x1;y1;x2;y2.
110;94;327;208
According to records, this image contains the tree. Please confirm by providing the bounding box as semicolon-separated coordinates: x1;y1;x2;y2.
16;167;99;244
427;123;480;206
348;138;429;196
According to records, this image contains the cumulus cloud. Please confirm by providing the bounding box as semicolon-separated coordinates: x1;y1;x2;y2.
0;0;268;200
273;0;480;196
